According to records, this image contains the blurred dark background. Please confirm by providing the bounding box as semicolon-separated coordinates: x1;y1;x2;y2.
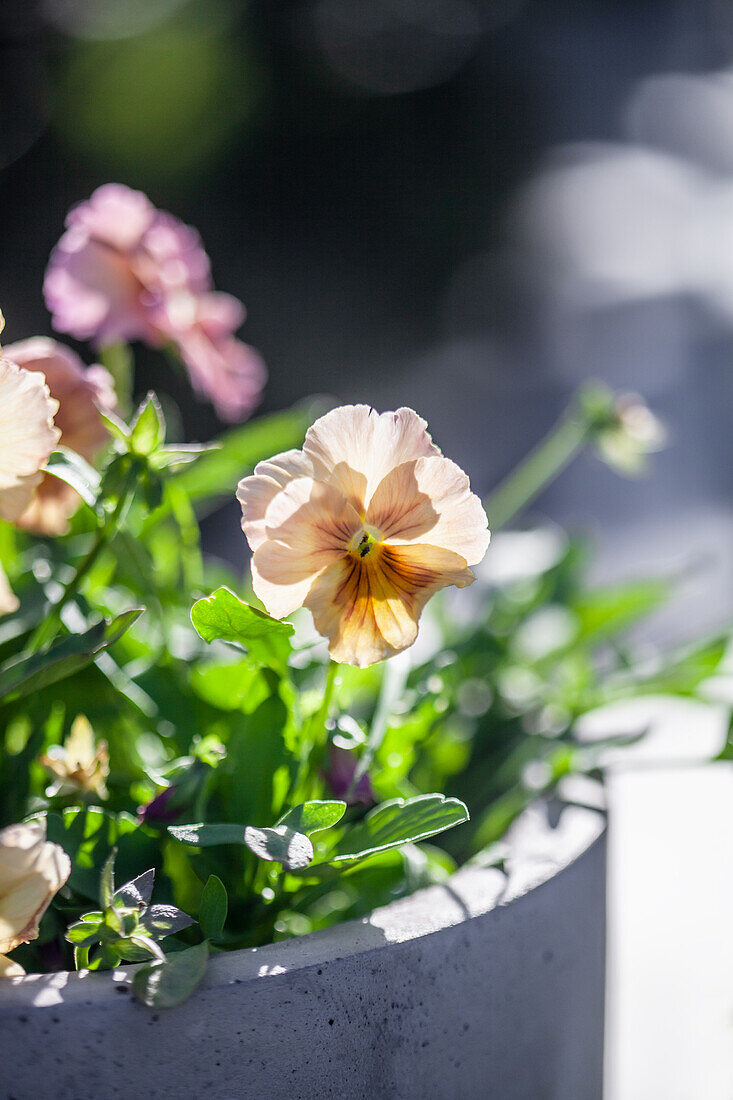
3;0;733;631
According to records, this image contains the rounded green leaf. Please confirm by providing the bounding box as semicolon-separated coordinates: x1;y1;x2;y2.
133;941;209;1009
199;875;228;942
305;794;470;873
276;801;347;836
168;823;246;847
191;587;294;674
244;825;313;871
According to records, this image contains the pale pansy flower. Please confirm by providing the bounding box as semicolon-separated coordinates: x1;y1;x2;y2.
40;714;110;800
0;819;71;977
4;338;115;534
0;318;61;614
237;405;490;667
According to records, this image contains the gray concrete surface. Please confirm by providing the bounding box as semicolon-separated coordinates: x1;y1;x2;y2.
0;801;606;1100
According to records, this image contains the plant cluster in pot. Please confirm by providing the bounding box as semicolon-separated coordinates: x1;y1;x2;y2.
0;185;721;1100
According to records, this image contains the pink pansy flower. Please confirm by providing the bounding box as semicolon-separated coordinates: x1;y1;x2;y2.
159;291;266;422
237;405;490;667
44;183;265;421
4;338;115;535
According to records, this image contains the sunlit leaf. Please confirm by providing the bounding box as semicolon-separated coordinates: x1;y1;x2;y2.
572;578;671;644
113;868;155;909
276;801;346;835
45;448;102;512
168;823;246;847
139;904;195;939
198;875;228;942
244;824;313;871
305;794;469;873
191;587;293;674
130;392;166;456
133;941;209;1008
171;404;323;512
0;610;143;703
100;849;116;908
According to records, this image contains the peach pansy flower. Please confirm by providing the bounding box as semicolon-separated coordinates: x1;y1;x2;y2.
0;819;71;977
238;405;490;667
0;324;61;614
4;338;115;535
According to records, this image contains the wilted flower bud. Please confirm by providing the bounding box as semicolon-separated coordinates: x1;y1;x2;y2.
324;745;375;807
579;386;666;476
137;754;215;825
137;786;178;826
0;819;70;977
40;715;109;800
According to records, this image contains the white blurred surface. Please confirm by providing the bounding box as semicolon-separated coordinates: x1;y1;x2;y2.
606;757;733;1099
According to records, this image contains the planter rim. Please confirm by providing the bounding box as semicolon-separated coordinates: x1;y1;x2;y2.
0;788;605;1011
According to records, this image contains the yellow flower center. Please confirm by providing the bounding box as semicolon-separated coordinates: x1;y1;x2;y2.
348;526;382;560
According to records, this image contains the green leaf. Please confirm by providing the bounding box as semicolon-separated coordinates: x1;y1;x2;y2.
276;801;346;836
191;587;293;674
74;944;90;970
149;443;219;470
305;794;470;873
45;807;161;903
117;936;165;964
244;825;313;871
66;919;104;947
99;407;130;444
221;696;290;825
100;452;135;501
171;404;323;511
133;941;210;1009
100;849;116;908
113;869;155;909
198;875;227;941
0;609;143;703
45;448;102;512
88;942;122;971
190;660;269;713
98;342;133;416
130;392;166;456
601;633;729;703
572;578;671;644
168;823;246;847
139;904;195;939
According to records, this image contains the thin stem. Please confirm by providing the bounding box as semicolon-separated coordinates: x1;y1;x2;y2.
485;409;591;532
295;660;339;801
167;481;204;591
98;343;134;418
314;659;339;743
27;480;134;654
346;655;407;799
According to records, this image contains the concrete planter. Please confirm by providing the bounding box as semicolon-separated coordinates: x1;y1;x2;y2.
0;799;606;1100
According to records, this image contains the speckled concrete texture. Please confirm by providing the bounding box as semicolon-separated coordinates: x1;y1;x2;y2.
0;801;606;1100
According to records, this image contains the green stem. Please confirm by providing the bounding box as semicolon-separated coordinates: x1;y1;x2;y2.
296;660;339;800
99;343;134;418
314;660;339;743
346;656;407;799
484;408;591;532
167;482;204;590
27;480;134;654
